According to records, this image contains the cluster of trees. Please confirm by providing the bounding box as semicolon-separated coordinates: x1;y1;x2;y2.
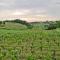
0;19;60;30
56;21;60;28
44;21;60;30
44;21;57;30
0;19;33;29
0;21;5;27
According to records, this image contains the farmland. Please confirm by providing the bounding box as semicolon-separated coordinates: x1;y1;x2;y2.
0;21;60;60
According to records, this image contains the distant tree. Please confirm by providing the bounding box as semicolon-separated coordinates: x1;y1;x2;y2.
4;19;33;29
44;21;57;30
56;21;60;28
3;21;5;25
12;19;33;29
26;23;33;29
0;21;2;25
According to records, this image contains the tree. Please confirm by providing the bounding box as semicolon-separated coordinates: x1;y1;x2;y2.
4;19;33;29
44;21;57;30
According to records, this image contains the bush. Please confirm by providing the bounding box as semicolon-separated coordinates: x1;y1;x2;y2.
56;21;60;28
27;24;33;29
27;56;34;60
0;21;2;24
44;22;57;30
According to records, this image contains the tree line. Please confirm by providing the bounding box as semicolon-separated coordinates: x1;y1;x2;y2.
44;20;60;30
0;19;33;29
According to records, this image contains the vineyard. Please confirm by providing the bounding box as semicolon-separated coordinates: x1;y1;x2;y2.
0;27;60;60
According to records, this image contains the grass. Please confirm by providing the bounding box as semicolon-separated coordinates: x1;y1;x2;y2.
0;22;27;30
0;22;60;60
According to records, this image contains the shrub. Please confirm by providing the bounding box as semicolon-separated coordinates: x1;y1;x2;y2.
0;21;2;24
27;56;34;60
56;21;60;28
44;21;57;30
26;23;33;29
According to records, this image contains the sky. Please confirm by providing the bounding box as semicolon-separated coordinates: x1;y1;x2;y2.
0;0;60;22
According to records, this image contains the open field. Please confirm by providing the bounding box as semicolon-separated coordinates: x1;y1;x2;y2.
0;26;60;60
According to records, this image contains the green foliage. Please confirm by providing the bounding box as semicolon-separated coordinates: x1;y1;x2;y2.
13;19;33;29
44;21;57;30
56;21;60;28
26;23;33;29
0;21;5;27
1;20;60;30
27;56;34;60
0;28;59;60
4;19;33;29
0;21;2;24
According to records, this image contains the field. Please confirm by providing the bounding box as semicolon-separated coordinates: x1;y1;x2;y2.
0;22;60;60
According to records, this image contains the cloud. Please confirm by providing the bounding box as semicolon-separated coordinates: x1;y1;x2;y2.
0;0;60;21
12;9;31;15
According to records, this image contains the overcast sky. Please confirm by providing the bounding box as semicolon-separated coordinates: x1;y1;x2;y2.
0;0;60;22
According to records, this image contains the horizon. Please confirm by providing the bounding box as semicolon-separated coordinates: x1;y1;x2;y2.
0;15;60;22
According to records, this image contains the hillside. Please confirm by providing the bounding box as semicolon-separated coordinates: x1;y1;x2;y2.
0;19;60;60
